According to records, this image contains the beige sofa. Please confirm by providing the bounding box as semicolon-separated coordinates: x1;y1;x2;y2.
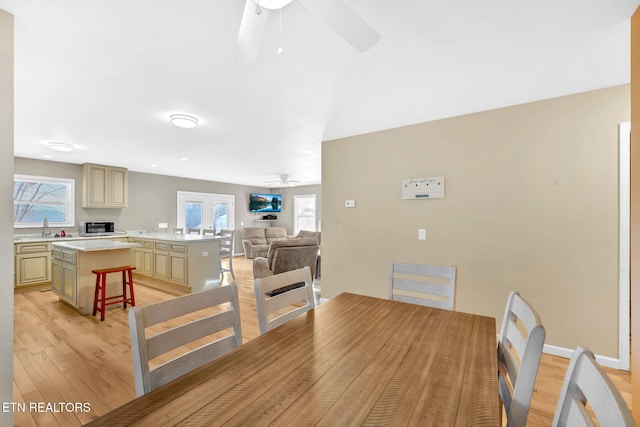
242;227;288;258
252;237;320;279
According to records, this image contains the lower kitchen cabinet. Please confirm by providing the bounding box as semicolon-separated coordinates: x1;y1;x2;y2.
132;240;154;276
15;242;52;287
128;236;217;291
51;248;77;305
170;253;187;284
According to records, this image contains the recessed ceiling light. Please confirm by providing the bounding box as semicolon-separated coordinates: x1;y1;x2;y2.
48;141;76;152
41;154;53;158
170;114;199;129
179;157;188;161
150;164;158;168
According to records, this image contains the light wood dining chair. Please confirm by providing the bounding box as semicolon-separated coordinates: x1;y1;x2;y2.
388;261;456;310
498;291;546;427
218;229;235;281
254;266;315;335
202;228;215;235
173;227;184;234
552;346;634;426
128;283;242;396
186;227;202;235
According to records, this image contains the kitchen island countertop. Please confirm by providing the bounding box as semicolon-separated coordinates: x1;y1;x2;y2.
126;232;220;242
51;239;141;252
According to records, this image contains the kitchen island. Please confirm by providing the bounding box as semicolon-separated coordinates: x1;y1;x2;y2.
126;232;221;293
51;240;141;315
52;234;222;315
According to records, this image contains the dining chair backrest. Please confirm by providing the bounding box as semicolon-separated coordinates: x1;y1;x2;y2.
128;283;242;397
498;291;546;427
551;346;634;426
186;227;202;235
388;261;456;310
254;266;315;335
218;229;236;281
173;227;184;234
218;229;234;256
202;228;215;235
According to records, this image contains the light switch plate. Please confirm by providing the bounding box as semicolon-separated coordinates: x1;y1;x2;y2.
418;229;427;240
158;222;168;229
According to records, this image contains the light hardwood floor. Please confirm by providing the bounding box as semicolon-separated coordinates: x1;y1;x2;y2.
13;256;631;426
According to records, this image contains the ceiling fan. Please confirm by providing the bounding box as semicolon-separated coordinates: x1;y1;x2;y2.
236;0;380;63
262;174;305;187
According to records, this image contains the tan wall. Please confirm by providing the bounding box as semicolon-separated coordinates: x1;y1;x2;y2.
630;5;640;421
322;85;629;358
0;9;14;426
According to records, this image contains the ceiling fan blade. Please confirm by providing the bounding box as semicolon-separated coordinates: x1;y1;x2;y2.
236;0;271;63
297;0;380;52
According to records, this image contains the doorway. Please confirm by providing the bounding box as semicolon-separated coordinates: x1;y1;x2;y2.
619;121;631;370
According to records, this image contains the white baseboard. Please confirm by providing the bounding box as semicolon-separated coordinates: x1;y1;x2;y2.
543;344;625;371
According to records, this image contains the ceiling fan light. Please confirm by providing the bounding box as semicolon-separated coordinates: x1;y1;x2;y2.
48;141;76;152
170;114;199;129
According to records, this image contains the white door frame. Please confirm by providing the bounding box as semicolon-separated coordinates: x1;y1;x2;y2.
619;121;631;370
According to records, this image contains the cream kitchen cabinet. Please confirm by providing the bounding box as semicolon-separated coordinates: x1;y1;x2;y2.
15;242;51;287
132;240;154;276
127;234;219;291
169;243;187;285
82;163;128;208
51;247;77;304
150;242;187;285
153;241;170;280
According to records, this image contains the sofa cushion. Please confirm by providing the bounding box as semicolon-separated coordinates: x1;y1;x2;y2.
297;230;321;243
265;227;287;243
266;237;319;270
243;227;268;244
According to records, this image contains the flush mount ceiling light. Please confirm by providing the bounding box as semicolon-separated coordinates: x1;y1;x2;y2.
170;114;199;129
48;141;76;152
255;0;294;11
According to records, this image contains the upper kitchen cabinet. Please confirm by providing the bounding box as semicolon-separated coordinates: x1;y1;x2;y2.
82;163;128;208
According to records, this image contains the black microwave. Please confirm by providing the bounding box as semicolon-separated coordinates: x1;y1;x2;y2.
79;221;115;236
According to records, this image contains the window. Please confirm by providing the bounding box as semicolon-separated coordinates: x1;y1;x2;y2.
294;194;316;234
14;175;75;228
185;201;203;229
177;191;234;233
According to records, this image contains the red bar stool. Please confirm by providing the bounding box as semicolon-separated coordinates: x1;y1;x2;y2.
91;265;136;321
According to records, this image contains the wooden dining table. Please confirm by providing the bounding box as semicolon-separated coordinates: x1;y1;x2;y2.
86;292;499;426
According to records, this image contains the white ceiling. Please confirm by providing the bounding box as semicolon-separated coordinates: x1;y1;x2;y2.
2;0;638;187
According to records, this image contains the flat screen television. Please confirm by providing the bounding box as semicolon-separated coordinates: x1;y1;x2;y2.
249;193;282;213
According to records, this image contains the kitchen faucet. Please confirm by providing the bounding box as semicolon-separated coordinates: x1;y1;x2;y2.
42;217;49;237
